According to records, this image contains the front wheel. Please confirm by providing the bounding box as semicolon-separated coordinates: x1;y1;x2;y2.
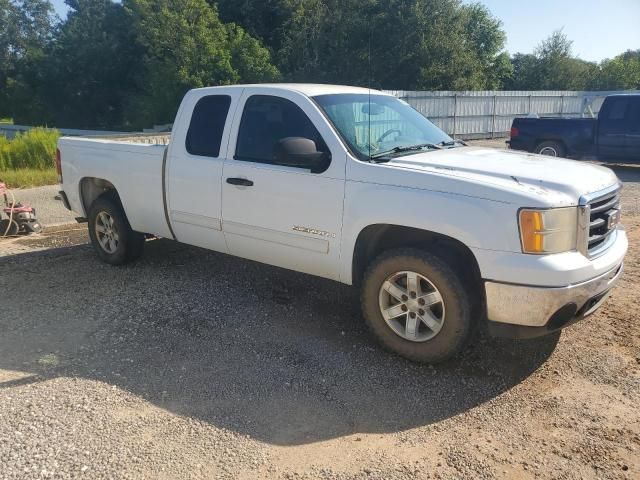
361;248;473;363
88;194;144;265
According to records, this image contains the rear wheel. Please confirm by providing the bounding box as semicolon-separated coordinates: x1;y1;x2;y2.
361;248;473;363
88;194;144;265
535;140;565;158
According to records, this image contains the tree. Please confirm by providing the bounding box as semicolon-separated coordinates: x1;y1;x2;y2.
215;0;292;54
504;53;539;90
12;0;278;129
0;0;56;121
124;0;279;128
226;24;281;84
590;49;640;90
35;0;140;128
531;30;595;90
270;0;509;90
504;30;598;91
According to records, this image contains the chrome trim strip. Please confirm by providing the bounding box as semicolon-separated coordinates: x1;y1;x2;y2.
577;204;590;256
577;182;622;258
588;227;621;258
578;182;622;206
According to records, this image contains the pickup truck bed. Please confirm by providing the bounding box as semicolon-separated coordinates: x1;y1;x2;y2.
510;117;596;158
58;134;172;238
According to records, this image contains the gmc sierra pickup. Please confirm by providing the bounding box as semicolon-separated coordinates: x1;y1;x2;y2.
57;84;627;363
510;94;640;160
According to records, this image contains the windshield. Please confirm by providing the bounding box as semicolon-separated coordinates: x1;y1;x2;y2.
313;93;454;160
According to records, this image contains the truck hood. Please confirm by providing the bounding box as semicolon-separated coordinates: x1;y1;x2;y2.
386;146;619;206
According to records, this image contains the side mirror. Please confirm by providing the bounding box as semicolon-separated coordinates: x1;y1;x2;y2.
274;137;330;173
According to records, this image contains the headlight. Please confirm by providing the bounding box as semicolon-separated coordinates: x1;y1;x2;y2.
519;208;578;254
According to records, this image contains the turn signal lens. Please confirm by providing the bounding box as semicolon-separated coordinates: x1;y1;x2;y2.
520;210;544;252
519;208;578;254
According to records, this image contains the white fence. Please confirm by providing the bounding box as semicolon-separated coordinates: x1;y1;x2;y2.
386;90;640;139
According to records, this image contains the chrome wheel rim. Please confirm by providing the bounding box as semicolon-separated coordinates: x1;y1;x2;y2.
95;211;119;254
378;271;445;342
538;146;558;156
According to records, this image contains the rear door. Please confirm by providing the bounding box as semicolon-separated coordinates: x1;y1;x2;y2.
166;88;241;251
597;97;632;159
221;89;346;281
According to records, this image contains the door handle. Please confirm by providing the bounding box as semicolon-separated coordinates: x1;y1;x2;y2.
226;177;254;187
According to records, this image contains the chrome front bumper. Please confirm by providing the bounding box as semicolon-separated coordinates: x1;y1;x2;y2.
485;262;623;331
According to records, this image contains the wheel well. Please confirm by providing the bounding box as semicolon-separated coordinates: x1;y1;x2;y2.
352;224;484;308
80;177;119;215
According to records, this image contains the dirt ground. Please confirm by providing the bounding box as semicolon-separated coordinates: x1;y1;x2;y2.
0;163;639;479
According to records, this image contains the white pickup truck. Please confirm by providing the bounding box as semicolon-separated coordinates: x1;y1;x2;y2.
57;84;627;363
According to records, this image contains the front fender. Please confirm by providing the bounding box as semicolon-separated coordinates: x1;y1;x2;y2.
340;181;520;284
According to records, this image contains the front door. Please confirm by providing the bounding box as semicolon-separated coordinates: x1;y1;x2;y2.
221;90;346;280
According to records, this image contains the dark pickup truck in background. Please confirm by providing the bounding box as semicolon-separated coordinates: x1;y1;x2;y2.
509;94;640;160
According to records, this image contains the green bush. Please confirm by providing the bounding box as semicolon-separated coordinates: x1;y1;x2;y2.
0;128;60;171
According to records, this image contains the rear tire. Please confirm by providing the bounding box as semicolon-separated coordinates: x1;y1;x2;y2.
535;140;565;158
361;248;473;364
88;194;144;265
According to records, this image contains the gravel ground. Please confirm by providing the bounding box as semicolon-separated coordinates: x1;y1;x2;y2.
0;155;639;479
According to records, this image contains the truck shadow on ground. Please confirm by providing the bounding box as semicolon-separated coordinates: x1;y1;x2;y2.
0;240;559;446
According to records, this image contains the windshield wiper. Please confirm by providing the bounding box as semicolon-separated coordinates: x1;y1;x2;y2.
438;139;467;147
369;143;442;162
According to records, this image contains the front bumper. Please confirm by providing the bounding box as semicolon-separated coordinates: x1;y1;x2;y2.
485;262;623;339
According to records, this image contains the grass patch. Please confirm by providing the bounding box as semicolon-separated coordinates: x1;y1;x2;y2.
0;128;60;187
0;128;60;170
0;118;13;124
0;167;58;188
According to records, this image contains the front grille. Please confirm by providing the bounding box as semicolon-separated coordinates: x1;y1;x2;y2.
586;187;621;255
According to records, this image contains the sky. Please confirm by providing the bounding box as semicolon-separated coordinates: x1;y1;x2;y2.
471;0;640;62
51;0;640;62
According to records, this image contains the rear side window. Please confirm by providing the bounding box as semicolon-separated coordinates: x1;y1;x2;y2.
235;95;328;165
602;98;628;121
185;95;232;157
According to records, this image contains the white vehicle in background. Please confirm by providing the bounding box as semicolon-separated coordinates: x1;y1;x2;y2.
56;84;627;363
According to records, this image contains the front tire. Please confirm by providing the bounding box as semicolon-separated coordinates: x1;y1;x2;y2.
361;248;473;363
88;194;144;265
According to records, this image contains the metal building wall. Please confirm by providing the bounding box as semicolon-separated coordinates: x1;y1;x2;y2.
385;90;640;139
